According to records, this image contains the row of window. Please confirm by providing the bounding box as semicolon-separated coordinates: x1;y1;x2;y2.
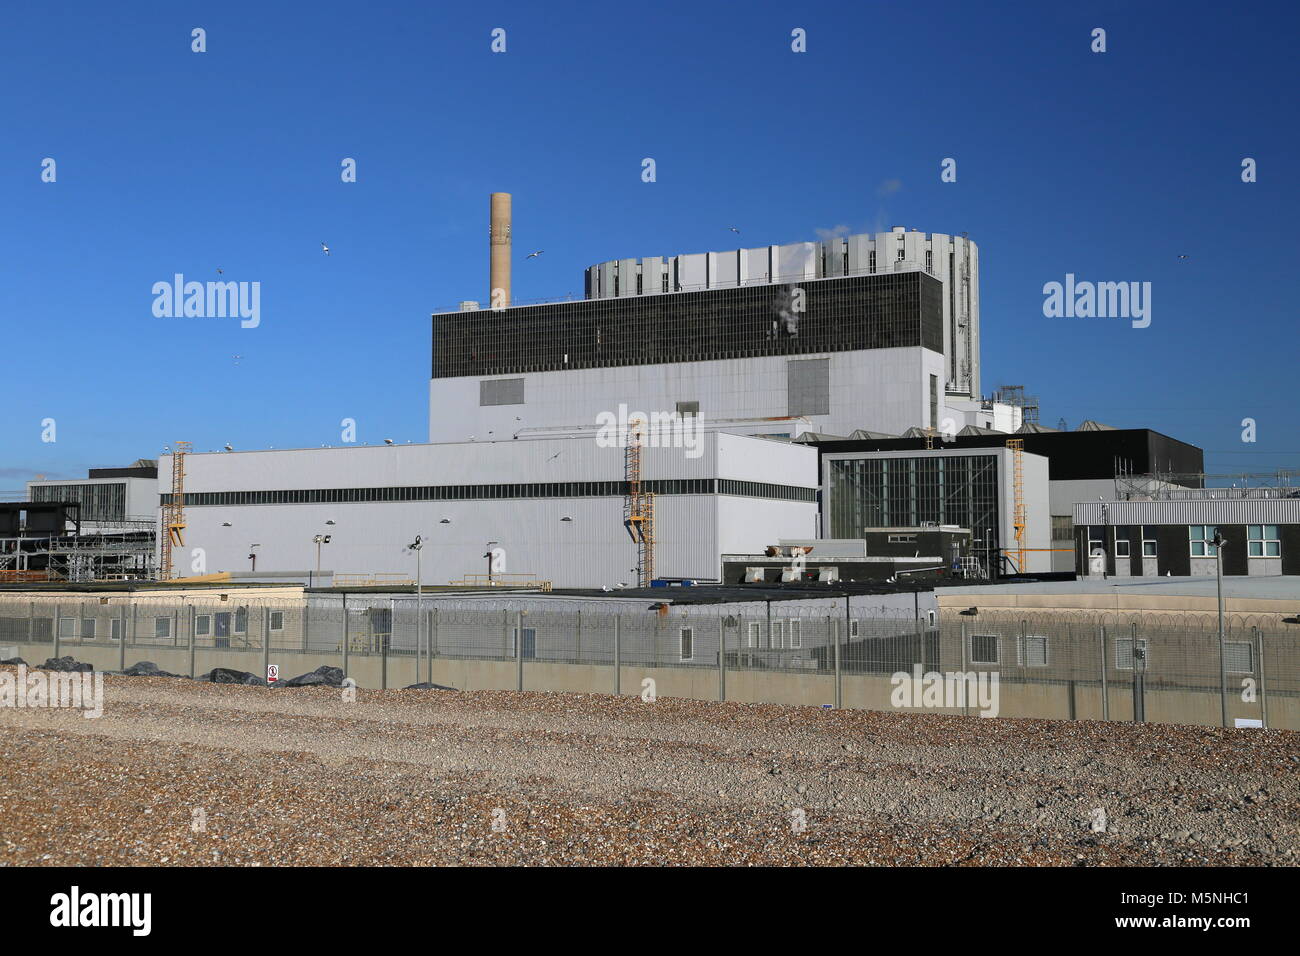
966;634;1255;672
165;478;816;508
53;609;285;639
1086;525;1283;558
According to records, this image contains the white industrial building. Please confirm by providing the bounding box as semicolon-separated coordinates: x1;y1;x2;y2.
160;434;818;589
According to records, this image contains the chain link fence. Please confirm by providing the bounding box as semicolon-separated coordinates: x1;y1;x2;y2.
1;597;1294;726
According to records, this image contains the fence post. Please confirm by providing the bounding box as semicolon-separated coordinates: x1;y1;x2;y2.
515;611;524;692
576;609;582;665
834;616;842;710
302;602;310;651
381;613;388;690
27;601;35;645
53;603;61;659
1255;625;1267;729
959;621;969;717
342;595;350;680
427;609;435;686
1100;625;1109;721
262;607;271;683
188;605;196;679
1131;621;1144;723
122;604;130;672
717;616;726;702
613;614;621;696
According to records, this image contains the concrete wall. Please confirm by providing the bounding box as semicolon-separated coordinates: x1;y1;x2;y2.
4;642;1290;730
427;347;992;444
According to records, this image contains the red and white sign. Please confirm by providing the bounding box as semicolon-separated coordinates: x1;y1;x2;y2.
266;664;279;683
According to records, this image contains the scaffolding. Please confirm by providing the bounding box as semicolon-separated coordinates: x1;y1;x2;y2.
1007;438;1027;573
159;441;191;580
0;520;156;582
623;418;655;587
993;384;1040;425
1116;461;1299;501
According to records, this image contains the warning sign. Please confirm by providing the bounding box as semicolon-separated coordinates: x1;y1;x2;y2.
267;664;279;683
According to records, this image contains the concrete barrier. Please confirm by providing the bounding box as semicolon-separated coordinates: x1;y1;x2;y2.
1;642;1291;730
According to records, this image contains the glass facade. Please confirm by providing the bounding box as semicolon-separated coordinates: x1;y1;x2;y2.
164;478;817;508
30;482;126;521
433;271;944;378
828;454;1000;543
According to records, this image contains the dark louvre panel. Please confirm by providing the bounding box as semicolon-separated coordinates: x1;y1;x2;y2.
433;272;943;378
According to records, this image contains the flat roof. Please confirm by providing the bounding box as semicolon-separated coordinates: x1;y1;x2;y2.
940;577;1300;601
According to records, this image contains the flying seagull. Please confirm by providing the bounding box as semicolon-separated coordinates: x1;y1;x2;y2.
728;226;740;234
223;443;233;452
525;250;543;259
216;268;224;275
1177;254;1189;259
321;242;331;256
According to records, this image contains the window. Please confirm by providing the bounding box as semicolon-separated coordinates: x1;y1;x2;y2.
888;534;917;543
234;607;248;634
970;634;999;664
1087;526;1105;556
1142;527;1157;557
869;251;876;273
679;627;694;662
80;618;96;640
270;611;284;631
925;250;933;271
196;615;211;636
1248;525;1280;557
769;621;785;649
1225;641;1254;673
849;620;859;638
111;618;123;641
58;618;76;639
926;609;937;627
1019;635;1049;667
788;620;801;649
1115;639;1149;670
1115;537;1130;558
1051;516;1073;541
154;617;172;640
1189;525;1219;557
747;623;761;648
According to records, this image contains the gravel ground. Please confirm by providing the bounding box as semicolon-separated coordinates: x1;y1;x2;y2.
1;668;1297;866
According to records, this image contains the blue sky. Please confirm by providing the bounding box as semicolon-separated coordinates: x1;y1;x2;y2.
2;0;1297;489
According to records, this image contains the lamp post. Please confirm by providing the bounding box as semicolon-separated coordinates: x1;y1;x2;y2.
248;544;260;572
484;540;499;586
1213;528;1228;728
312;533;331;588
1100;500;1110;580
409;534;423;685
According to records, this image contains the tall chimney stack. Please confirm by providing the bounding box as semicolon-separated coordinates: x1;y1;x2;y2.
490;192;512;308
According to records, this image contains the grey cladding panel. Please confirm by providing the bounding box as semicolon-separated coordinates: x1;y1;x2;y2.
787;358;829;416
480;378;524;406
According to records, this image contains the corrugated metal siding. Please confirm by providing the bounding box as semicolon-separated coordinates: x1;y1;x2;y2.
1074;499;1300;525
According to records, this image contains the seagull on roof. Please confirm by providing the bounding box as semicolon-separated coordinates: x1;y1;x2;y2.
526;250;543;259
224;443;233;452
384;438;394;445
321;242;331;256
